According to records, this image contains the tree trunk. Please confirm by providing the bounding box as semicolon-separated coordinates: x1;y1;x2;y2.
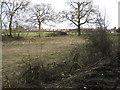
78;25;81;36
9;16;13;37
39;23;41;37
78;2;81;36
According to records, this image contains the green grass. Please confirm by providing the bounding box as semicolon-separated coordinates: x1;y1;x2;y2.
87;71;94;74
66;31;78;35
2;31;54;37
109;32;120;35
2;30;79;38
19;32;39;37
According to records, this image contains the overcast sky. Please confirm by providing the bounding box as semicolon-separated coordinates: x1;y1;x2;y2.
31;0;120;29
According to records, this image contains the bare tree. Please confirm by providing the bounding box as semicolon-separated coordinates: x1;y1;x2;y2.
95;8;110;30
0;1;7;31
59;0;95;36
29;3;55;37
5;0;29;37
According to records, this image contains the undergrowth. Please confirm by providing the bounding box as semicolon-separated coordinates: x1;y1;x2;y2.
3;30;119;88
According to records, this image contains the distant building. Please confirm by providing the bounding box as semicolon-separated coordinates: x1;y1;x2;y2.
107;27;117;33
111;30;116;33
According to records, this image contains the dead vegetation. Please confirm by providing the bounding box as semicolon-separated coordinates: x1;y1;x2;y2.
2;30;120;88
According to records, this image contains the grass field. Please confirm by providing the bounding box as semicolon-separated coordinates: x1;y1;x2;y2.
2;35;85;76
2;30;120;38
2;30;120;88
2;30;79;38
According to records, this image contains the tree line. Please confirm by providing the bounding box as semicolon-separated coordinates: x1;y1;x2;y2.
0;0;109;37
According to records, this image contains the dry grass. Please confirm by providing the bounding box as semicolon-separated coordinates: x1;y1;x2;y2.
2;32;119;88
2;36;85;76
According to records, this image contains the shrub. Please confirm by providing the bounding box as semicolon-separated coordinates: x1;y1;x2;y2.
55;31;67;36
69;30;113;66
116;28;120;33
21;63;50;86
86;30;112;57
45;32;56;37
19;58;51;87
45;31;67;37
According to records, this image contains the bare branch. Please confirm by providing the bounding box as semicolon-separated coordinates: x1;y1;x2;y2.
59;0;96;36
4;0;29;36
28;3;56;37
